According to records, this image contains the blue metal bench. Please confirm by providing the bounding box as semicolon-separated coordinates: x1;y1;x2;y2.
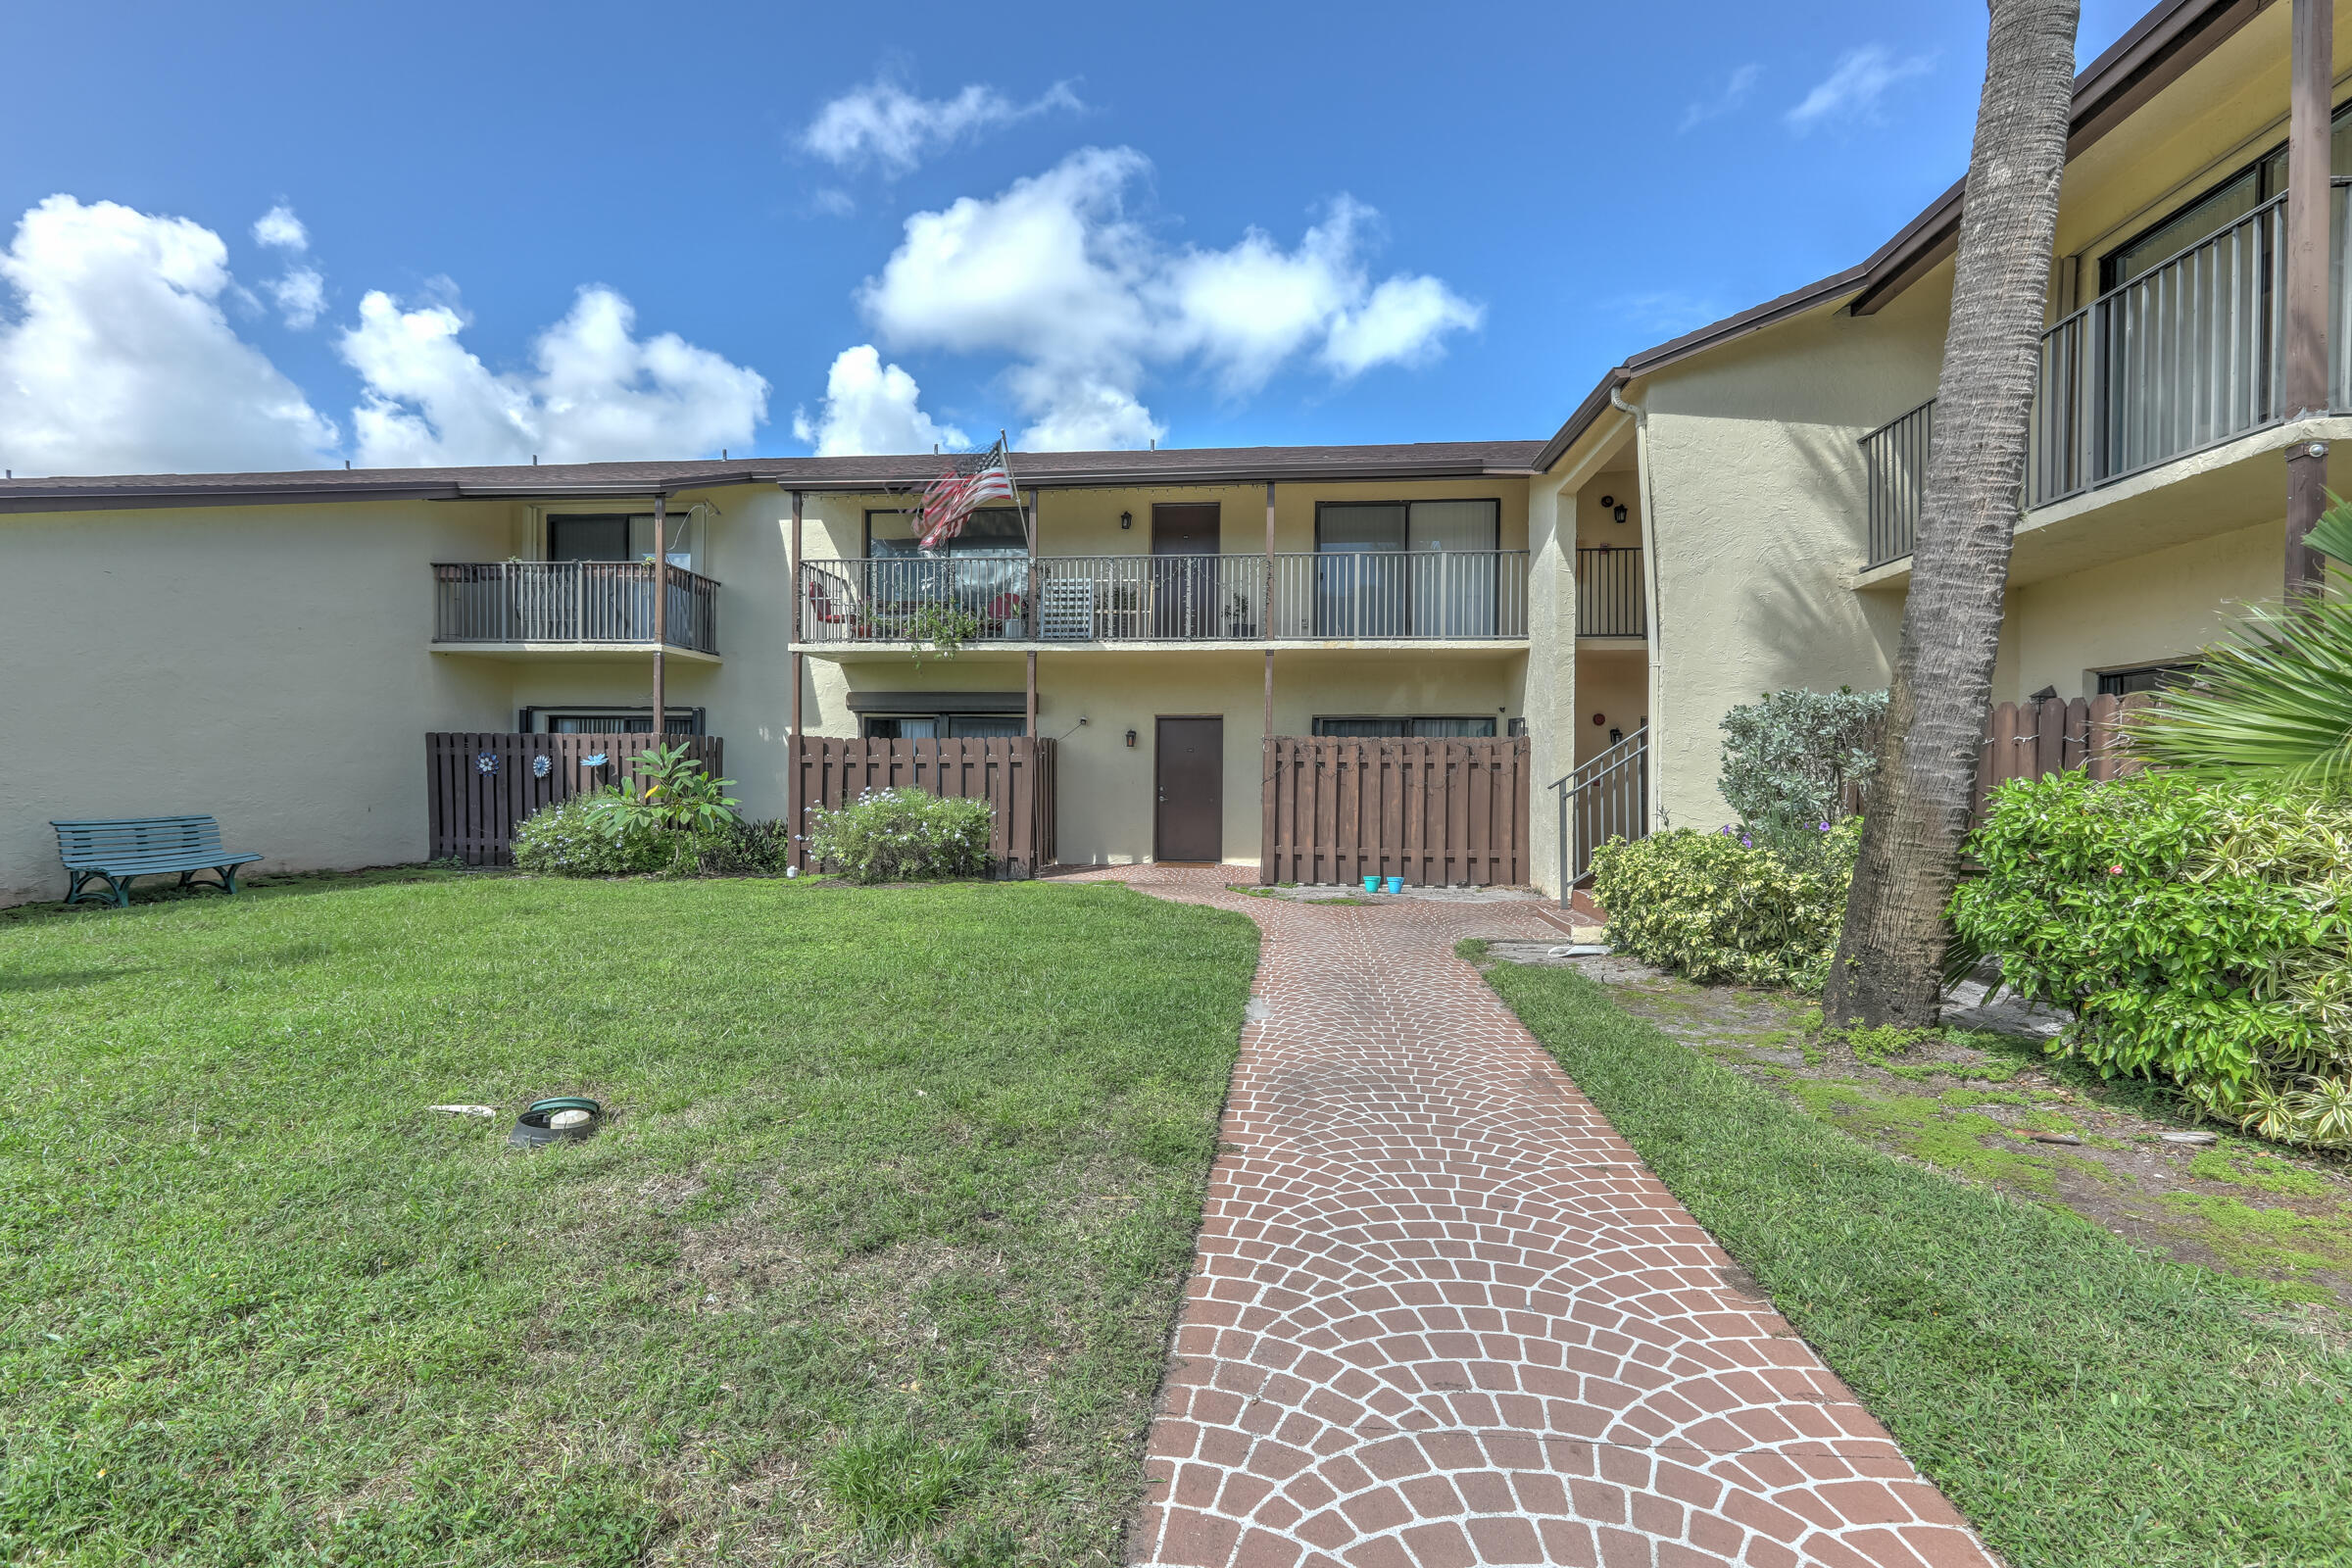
51;816;264;907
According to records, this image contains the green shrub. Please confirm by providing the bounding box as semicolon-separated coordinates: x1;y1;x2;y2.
513;798;793;879
512;792;670;877
682;816;794;876
1951;770;2352;1149
1591;818;1861;989
1718;686;1886;827
806;788;993;884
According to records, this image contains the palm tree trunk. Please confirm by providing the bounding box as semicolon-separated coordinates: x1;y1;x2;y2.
1826;0;2081;1027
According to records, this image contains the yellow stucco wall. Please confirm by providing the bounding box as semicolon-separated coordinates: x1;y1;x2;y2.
1628;281;1942;828
0;497;516;903
1997;517;2282;702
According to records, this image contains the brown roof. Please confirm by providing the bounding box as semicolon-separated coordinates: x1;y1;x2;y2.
0;440;1546;514
1530;0;2262;473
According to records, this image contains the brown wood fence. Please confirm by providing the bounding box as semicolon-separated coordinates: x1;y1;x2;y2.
426;733;726;865
792;736;1057;877
1971;693;2148;822
1262;736;1529;886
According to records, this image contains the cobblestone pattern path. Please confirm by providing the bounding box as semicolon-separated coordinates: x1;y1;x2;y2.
1061;866;1997;1568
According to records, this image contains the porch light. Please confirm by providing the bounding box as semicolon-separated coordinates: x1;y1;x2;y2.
1126;728;1138;747
1613;505;1628;524
1120;511;1133;529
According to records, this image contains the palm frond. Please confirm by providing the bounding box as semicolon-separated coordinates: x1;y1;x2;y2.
2316;491;2352;565
2128;565;2352;787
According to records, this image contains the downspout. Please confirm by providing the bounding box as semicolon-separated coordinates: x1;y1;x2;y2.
1608;384;1666;829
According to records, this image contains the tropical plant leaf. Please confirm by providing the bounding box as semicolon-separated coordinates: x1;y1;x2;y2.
2315;490;2352;565
2128;570;2352;788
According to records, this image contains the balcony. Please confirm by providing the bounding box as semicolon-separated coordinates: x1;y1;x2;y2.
432;562;719;656
1860;179;2352;569
796;551;1529;646
1575;547;1646;637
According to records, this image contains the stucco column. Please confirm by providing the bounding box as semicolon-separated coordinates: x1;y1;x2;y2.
1523;474;1578;898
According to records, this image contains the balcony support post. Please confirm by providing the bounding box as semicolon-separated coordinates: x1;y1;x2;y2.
1024;485;1039;738
789;489;805;872
2286;0;2333;601
650;492;667;748
1263;481;1276;639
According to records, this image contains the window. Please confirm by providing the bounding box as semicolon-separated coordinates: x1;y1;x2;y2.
862;713;1028;739
2099;101;2352;292
547;513;693;569
1311;499;1502;637
865;508;1027;558
2096;663;2194;698
520;707;703;735
1311;716;1497;738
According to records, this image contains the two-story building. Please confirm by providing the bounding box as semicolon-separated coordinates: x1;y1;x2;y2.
2;0;2341;906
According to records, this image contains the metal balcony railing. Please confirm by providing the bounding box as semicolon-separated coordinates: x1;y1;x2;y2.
432;562;718;654
796;551;1529;644
1859;181;2352;568
1575;547;1645;637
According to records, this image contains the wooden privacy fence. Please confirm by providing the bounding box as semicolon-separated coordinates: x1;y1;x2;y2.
1262;736;1529;887
1971;693;2148;822
427;732;726;865
793;736;1057;877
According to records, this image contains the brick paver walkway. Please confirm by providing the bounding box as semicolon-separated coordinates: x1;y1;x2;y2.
1062;866;1996;1568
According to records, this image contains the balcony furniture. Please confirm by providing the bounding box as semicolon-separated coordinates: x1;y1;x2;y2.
1040;578;1096;640
52;815;262;907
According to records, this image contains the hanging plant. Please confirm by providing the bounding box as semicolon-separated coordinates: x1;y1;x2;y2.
906;602;984;667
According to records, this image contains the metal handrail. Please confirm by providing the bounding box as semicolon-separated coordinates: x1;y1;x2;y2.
1552;724;1648;905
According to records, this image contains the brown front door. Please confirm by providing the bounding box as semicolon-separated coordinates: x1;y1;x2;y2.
1152;503;1221;638
1155;716;1223;861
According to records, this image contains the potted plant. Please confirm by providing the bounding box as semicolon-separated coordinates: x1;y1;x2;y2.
1224;589;1259;639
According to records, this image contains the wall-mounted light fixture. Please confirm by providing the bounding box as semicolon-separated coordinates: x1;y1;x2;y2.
1125;728;1138;748
1119;511;1133;529
1614;504;1629;524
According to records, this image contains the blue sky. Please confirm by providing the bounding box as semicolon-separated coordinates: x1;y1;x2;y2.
0;0;2152;473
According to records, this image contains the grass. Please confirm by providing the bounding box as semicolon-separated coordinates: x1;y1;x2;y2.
1484;962;2352;1568
0;872;1260;1565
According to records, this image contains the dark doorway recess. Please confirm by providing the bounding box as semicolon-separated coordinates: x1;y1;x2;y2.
1152;504;1221;639
1155;715;1223;862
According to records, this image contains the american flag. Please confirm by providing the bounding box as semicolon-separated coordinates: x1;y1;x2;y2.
918;433;1019;548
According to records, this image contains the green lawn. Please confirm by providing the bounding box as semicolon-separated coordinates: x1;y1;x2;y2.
0;873;1259;1566
1485;962;2352;1568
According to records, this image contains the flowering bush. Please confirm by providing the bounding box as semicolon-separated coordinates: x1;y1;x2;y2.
1951;771;2352;1148
512;792;671;876
512;793;792;878
1591;817;1862;989
806;788;994;884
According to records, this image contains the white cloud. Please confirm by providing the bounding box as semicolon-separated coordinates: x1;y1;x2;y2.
792;344;968;456
801;77;1083;176
341;284;769;467
855;147;1480;449
270;266;325;328
0;195;337;475
1787;46;1934;134
251;204;309;251
1679;63;1760;133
